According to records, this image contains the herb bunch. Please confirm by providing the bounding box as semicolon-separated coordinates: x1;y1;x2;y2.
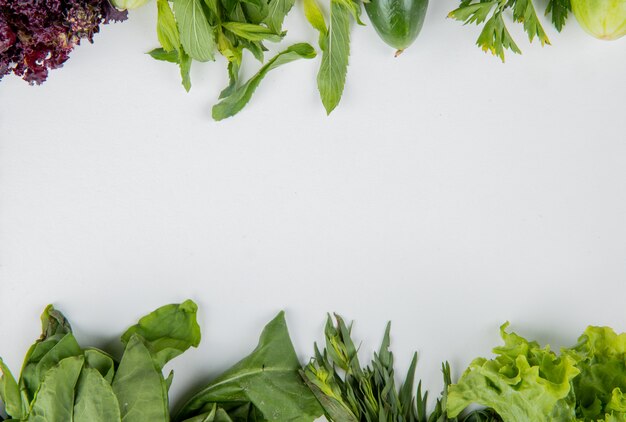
145;0;316;120
301;314;500;422
448;0;571;61
0;0;127;85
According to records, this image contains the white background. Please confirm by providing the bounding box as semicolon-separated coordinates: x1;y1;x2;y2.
1;0;626;413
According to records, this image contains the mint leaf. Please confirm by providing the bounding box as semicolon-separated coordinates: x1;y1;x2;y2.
221;22;283;42
316;0;352;114
264;0;296;33
173;0;216;61
157;0;181;52
212;43;316;120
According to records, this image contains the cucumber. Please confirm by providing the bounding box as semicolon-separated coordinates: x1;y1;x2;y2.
364;0;428;55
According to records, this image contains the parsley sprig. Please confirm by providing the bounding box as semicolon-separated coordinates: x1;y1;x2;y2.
449;0;571;61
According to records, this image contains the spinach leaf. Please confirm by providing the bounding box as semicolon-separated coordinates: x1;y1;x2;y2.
28;356;85;422
83;348;116;384
173;0;216;61
121;299;201;370
0;358;25;419
74;367;122;422
174;311;323;421
112;334;170;422
212;43;316;120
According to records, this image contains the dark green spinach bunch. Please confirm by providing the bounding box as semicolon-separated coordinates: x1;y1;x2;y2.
0;300;201;422
146;0;316;120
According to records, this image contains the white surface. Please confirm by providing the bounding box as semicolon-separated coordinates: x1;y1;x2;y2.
1;0;626;410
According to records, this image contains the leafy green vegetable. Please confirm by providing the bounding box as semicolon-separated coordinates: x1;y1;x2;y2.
121;299;201;370
0;301;200;422
174;311;323;421
28;356;84;422
303;315;433;421
212;43;316;120
173;0;216;62
447;323;580;422
74;367;122;422
264;0;296;33
565;326;626;421
448;0;552;61
113;334;170;422
546;0;571;32
305;0;357;114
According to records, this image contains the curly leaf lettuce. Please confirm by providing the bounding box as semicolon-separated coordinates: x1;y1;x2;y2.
447;323;580;422
566;327;626;421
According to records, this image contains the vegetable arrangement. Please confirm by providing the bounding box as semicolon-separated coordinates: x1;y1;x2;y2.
3;302;626;422
0;0;624;115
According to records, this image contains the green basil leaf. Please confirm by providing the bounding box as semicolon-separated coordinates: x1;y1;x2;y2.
212;43;316;121
28;356;84;422
73;367;122;422
148;48;180;63
173;0;216;61
0;358;25;419
157;0;181;52
121;300;201;370
316;0;352;114
112;335;169;422
174;311;323;421
222;22;283;42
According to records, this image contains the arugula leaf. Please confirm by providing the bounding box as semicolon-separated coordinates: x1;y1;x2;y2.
264;0;296;33
28;356;85;422
174;311;324;421
121;299;201;370
74;367;122;422
449;0;550;61
316;0;353;114
173;0;216;62
112;334;170;422
221;22;284;42
212;43;316;120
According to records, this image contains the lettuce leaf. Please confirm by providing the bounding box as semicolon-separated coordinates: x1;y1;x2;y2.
566;327;626;421
447;323;580;422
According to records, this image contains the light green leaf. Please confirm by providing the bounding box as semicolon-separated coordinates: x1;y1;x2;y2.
303;0;327;34
157;0;181;52
447;323;579;422
27;356;84;422
0;358;25;419
121;300;201;370
317;0;352;114
174;311;324;421
264;0;296;33
222;22;284;42
212;43;316;120
74;367;122;422
21;332;82;403
180;48;193;91
173;0;216;61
